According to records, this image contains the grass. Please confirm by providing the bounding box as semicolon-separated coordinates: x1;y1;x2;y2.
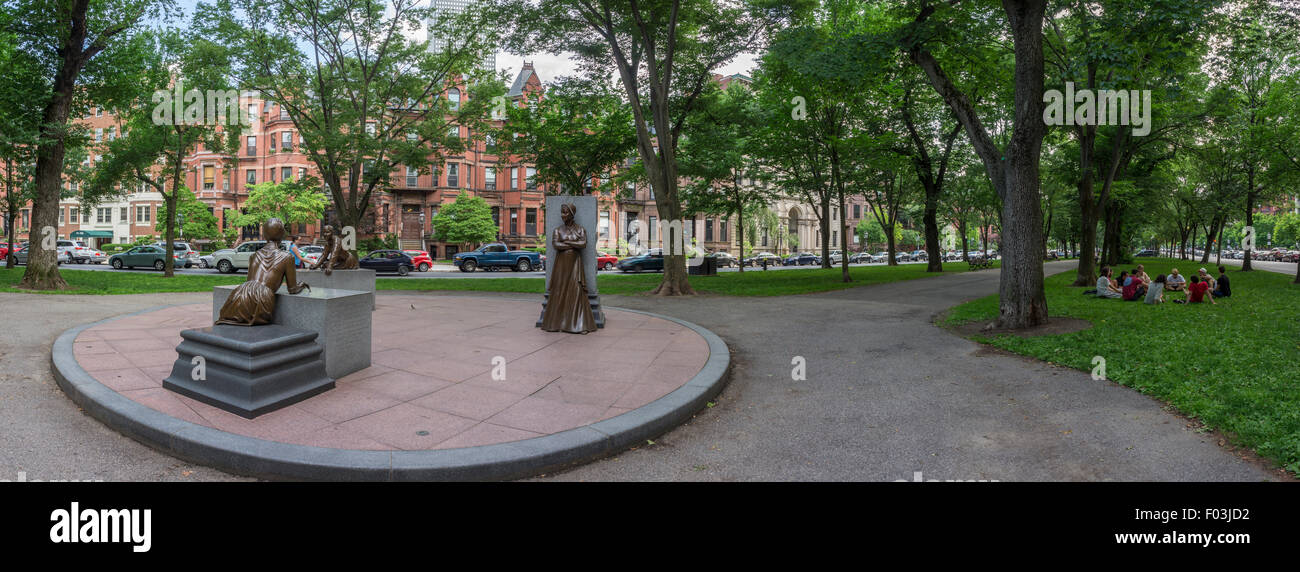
1;259;1000;297
945;257;1300;474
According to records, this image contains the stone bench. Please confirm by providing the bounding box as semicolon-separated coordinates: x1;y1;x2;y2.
293;268;376;310
213;286;372;380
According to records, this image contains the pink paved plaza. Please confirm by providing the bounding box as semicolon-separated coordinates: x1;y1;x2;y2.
71;295;710;451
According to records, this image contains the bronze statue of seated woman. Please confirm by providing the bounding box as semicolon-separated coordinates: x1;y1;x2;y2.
311;224;359;276
216;218;311;326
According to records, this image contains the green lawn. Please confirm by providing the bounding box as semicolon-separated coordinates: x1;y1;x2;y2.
1;260;999;297
945;258;1300;474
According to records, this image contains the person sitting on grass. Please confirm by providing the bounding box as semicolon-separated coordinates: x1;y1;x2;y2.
1133;264;1152;286
1186;275;1216;305
1096;266;1123;299
1197;267;1217;291
1166;268;1186;292
1213;265;1232;298
1121;270;1147;301
1144;274;1167;304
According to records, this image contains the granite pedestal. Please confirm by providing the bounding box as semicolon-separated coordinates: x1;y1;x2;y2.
213;286;372;379
293;269;376;310
162;324;332;418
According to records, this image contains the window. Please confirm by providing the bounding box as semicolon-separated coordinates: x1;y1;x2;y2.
298;168;306;181
269;135;276;151
448;88;460;110
853;203;861;218
120;207;127;223
136;206;151;223
97;208;111;223
82;208;90;223
96;107;102;117
448;125;459;138
203;166;215;190
279;105;289;120
447;163;459;188
510;209;518;234
95;128;103;142
526;167;536;190
832;230;838;248
281;131;292;151
491;206;500;228
282;167;293;182
269;168;275;182
21;209;29;228
246;170;257;185
525;208;537;236
58;208;64;224
485;134;496;151
246;135;256;156
248;104;258;121
406;166;418;187
599;211;609;240
705;218;714;242
484;167;495;190
649;216;658;244
720;220;728;242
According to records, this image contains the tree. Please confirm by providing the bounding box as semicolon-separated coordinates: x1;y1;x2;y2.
494;76;637;196
6;0;163;288
85;30;240;277
155;187;221;242
500;0;795;295
204;0;501;249
0;19;47;268
431;193;497;248
232;179;329;230
894;0;1050;329
679;81;775;273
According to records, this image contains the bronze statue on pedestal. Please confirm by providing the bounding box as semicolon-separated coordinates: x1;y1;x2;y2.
312;225;359;276
540;203;596;334
216;218;311;326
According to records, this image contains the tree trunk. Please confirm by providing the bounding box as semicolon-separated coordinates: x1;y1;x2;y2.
839;192;850;282
886;231;897;266
958;218;969;262
1242;190;1255;271
4;158;16;269
735;197;744;274
923;199;942;272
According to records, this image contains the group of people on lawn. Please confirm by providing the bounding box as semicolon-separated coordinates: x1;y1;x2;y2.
1095;264;1232;305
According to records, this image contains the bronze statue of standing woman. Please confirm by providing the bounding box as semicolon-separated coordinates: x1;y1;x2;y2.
540;203;596;334
216;218;311;326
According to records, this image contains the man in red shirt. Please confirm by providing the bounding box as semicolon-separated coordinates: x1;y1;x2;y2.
1187;275;1216;305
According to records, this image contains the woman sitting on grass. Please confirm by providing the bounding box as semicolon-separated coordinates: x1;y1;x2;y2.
1144;274;1166;304
1121;271;1145;301
1182;275;1217;305
1096;266;1123;299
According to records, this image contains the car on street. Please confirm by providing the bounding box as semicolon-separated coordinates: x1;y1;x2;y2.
155;242;200;265
109;245;192;270
744;252;782;267
210;241;294;273
848;251;873;264
9;246;71;265
358;249;416;275
200;249;234;269
596;251;620;270
909;250;928;262
402;249;434;272
705;252;739;268
617;249;664;273
1135;249;1158;257
453;243;541;272
783;252;819;266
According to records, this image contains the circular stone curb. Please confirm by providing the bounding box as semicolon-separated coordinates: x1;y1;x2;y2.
50;302;730;481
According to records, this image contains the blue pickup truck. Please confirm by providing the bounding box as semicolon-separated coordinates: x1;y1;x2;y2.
453;243;542;272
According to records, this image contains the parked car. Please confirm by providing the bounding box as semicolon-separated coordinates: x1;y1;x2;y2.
109;245;192;270
1135;249;1158;257
359;249;415;275
297;245;325;268
402;249;434;272
909;250;928;262
56;240;94;263
9;246;71;265
154;241;200;263
848;251;872;264
82;248;108;264
596;251;620;270
783;252;819;266
744;252;783;267
453;243;540;272
617;250;664;273
200;249;234;269
210;241;273;273
705;252;739;268
0;243;12;260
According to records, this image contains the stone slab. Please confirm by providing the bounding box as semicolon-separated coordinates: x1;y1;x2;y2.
293;269;376;310
214;286;372;379
162;324;333;419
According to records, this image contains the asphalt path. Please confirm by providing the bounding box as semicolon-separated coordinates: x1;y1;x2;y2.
0;260;1289;481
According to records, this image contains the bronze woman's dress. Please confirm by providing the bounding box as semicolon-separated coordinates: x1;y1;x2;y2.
540;224;596;334
216;246;297;326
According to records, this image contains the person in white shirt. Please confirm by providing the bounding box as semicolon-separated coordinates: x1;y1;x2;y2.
1096;266;1122;298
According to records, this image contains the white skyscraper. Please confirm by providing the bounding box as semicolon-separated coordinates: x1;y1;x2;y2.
427;0;496;73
